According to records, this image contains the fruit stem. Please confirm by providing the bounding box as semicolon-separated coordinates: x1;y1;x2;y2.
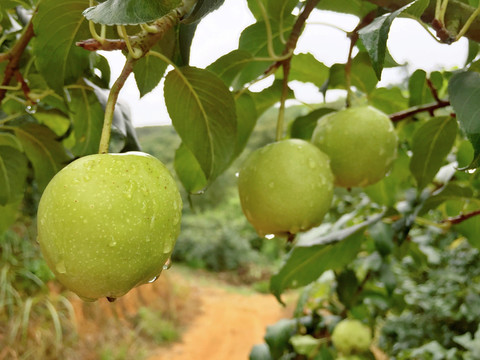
276;61;291;141
98;55;136;154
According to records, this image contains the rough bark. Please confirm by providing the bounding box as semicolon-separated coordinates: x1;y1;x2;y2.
365;0;480;43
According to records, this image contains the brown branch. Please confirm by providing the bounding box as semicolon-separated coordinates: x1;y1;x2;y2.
0;18;35;103
263;0;320;75
345;10;377;107
443;209;480;225
389;100;451;122
14;70;33;103
76;38;127;51
365;0;480;43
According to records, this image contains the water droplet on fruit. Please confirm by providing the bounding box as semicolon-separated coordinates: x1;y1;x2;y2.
308;158;317;169
163;258;172;270
26;105;37;114
150;215;156;229
109;238;117;247
467;168;477;174
265;234;275;239
56;260;66;274
145;236;151;243
235;172;239;178
148;276;159;283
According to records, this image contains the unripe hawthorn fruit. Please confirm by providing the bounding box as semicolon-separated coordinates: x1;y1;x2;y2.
37;152;182;301
237;139;334;238
312;106;398;188
331;319;372;355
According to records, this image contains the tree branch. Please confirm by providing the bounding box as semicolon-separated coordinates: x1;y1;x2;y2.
365;0;480;43
0;17;35;103
443;209;480;225
264;0;320;75
389;100;451;122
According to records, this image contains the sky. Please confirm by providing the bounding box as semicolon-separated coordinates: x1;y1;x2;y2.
104;0;469;127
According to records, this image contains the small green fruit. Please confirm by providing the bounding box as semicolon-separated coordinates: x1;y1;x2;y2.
331;319;372;355
37;152;182;301
238;139;334;238
312;106;397;188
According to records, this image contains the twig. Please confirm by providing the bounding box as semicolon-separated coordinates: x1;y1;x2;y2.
443;209;480;225
0;17;35;103
389;100;451;122
263;0;320;75
345;10;377;107
76;38;127;51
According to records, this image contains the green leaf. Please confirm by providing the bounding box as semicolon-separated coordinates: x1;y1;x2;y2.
448;71;480;168
408;69;433;107
0;201;20;234
270;213;384;302
174;143;208;194
249;344;273;360
264;319;297;359
165;66;237;181
33;0;91;93
0;132;23;151
0;146;28;205
247;0;298;21
14;124;71;192
336;269;359;309
289;53;329;89
327;52;378;94
290;108;336;140
235;93;258;157
83;0;182;25
206;50;254;88
358;1;418;80
237;19;293;86
316;0;377;18
183;0;226;24
67;87;104;156
368;87;408;114
420;183;474;215
133;29;176;97
409;116;458;189
249;80;294;116
290;335;321;357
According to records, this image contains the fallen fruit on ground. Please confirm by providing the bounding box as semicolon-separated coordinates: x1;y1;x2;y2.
331;319;372;355
312;106;398;188
37;152;182;301
237;139;334;238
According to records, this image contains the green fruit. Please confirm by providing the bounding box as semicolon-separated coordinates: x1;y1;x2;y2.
37;152;182;301
312;106;398;188
331;319;372;355
238;139;334;238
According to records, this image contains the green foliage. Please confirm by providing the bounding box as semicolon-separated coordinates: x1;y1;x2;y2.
4;1;480;358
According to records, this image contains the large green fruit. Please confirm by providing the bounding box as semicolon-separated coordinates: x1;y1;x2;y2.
37;152;182;301
331;319;372;355
238;139;334;238
312;106;398;188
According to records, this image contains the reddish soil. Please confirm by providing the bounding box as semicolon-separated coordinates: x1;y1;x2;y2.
148;283;292;360
71;268;293;360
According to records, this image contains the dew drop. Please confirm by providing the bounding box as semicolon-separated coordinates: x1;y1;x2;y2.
467;168;477;174
148;275;159;283
163;258;172;270
235;172;240;178
308;158;317;169
56;260;66;274
265;234;275;240
109;238;117;247
26;105;37;114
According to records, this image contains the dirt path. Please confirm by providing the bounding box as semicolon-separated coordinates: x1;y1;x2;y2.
147;279;293;360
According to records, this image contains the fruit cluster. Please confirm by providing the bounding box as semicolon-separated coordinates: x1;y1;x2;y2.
238;106;398;238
